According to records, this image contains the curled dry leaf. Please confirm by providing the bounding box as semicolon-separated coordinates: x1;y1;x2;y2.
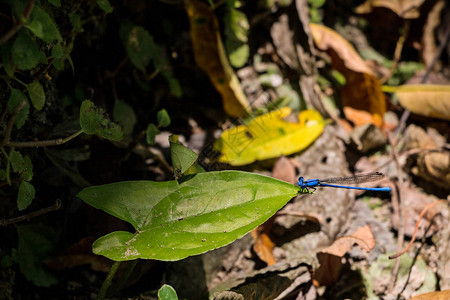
310;24;386;127
184;0;251;117
313;225;375;286
355;0;426;19
384;84;450;121
422;0;445;69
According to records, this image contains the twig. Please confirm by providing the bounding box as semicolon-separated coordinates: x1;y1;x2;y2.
389;199;445;259
1;100;26;147
8;129;84;148
0;0;35;46
0;199;61;226
380;20;410;85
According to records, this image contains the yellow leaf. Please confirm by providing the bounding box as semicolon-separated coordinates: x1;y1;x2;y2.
383;84;450;121
214;108;325;166
184;0;251;117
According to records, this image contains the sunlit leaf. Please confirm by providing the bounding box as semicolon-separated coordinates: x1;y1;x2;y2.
224;6;249;68
25;6;62;43
18;181;35;211
79;100;123;141
214;108;325;166
184;0;251;117
26;81;46;111
310;23;386;127
77;171;299;261
383;84;450;121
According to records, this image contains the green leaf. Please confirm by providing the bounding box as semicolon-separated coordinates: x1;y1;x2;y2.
123;26;155;71
18;181;35;211
77;170;299;261
146;123;159;145
26;81;46;110
16;224;58;286
2;42;16;77
51;43;64;59
158;284;178;300
79;100;123;141
47;0;61;7
10;150;33;181
169;139;198;179
12;31;42;70
224;7;249;68
7;88;30;129
113;100;136;136
97;0;113;13
25;6;62;43
157;109;171;127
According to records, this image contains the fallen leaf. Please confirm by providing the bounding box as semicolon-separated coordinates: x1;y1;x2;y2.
272;156;297;184
383;84;450;121
310;24;386;127
313;225;375;286
403;124;450;189
214;108;325;166
421;0;445;69
355;0;426;19
251;226;276;266
408;290;450;300
184;0;251;117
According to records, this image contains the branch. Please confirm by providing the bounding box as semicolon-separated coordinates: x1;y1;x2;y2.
1;100;26;147
0;199;61;226
0;0;35;46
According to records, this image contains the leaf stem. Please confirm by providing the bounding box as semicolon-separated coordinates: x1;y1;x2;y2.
109;259;139;296
97;261;121;300
8;129;84;148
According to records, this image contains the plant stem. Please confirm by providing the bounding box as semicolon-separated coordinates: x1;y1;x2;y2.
8;130;84;148
0;0;34;46
109;259;139;296
0;199;61;226
97;261;121;300
1;147;11;185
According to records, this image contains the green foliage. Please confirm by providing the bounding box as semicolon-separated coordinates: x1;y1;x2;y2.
123;25;155;71
224;3;249;68
25;6;62;43
2;42;16;76
14;224;58;286
26;81;46;111
12;31;45;71
79;100;123;141
113;100;137;136
77;171;299;261
17;181;35;211
169;136;198;179
7;88;30;129
97;0;114;13
146;109;171;145
158;284;178;300
47;0;61;7
146;123;160;145
157;109;171;127
10;150;33;181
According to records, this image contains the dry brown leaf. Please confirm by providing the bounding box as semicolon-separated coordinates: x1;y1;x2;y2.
422;0;445;69
355;0;426;19
251;217;277;266
313;225;375;286
408;290;450;300
184;0;251;117
310;24;386;127
386;84;450;121
272;156;297;184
